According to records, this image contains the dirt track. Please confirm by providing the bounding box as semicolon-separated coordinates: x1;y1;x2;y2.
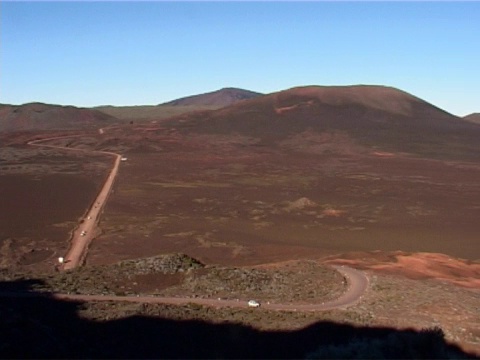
28;135;121;270
0;266;368;311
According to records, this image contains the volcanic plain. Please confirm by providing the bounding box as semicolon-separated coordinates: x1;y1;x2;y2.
1;86;480;357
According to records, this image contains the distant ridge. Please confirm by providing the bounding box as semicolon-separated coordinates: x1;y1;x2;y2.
160;87;263;107
0;102;117;132
463;113;480;124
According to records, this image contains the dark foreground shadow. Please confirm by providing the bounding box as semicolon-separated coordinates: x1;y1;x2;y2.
0;279;478;359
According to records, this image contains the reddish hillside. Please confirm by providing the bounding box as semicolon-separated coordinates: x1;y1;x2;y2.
161;87;262;107
463;113;480;124
164;85;480;160
0;103;118;132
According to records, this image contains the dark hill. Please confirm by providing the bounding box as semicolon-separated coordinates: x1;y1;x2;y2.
160;87;263;107
0;103;118;132
164;85;480;160
464;113;480;124
95;88;262;121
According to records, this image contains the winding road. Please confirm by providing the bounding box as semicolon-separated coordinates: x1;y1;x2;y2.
22;133;369;311
0;265;368;311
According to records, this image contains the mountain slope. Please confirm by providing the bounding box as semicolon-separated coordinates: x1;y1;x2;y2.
0;103;118;132
95;104;218;122
164;85;480;160
160;87;263;107
95;88;262;121
464;113;480;124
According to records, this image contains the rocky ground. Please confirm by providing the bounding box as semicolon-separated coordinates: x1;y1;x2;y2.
1;252;479;356
1;124;479;357
0;254;346;304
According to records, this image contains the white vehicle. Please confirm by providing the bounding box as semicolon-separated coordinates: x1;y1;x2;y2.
80;231;87;236
247;300;260;308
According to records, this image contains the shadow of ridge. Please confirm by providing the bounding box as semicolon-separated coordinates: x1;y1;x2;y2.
0;279;477;359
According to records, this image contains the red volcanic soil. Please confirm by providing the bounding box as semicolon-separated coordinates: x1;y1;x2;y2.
0;103;117;132
160;87;262;107
325;251;480;289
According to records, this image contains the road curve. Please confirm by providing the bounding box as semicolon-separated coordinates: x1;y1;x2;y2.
28;134;121;270
0;266;368;312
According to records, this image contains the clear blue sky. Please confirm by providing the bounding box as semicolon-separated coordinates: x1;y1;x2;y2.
1;1;479;116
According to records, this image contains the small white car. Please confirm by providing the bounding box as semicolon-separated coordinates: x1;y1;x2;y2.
80;231;86;236
248;300;260;308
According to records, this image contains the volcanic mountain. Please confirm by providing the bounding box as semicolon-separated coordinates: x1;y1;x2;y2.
164;85;480;160
0;103;118;132
95;88;262;121
160;87;263;107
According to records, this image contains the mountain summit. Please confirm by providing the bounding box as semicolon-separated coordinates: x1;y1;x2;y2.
160;87;262;107
164;85;480;160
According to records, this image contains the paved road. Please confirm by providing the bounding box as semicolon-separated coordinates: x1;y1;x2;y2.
0;266;368;312
28;135;121;270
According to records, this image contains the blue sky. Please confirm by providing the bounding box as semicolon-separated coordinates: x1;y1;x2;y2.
1;1;479;116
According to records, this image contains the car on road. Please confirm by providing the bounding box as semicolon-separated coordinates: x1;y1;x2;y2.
248;300;260;308
80;231;87;236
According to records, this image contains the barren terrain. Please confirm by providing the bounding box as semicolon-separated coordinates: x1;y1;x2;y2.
1;85;480;357
0;142;111;272
80;126;480;268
